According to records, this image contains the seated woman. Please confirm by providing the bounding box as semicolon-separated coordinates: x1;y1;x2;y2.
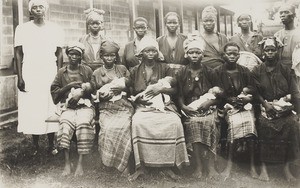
51;42;94;176
252;37;300;181
90;40;134;175
129;36;189;181
177;36;221;179
214;42;258;180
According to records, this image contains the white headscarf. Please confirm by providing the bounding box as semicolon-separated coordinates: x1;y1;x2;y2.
135;36;164;60
28;0;49;12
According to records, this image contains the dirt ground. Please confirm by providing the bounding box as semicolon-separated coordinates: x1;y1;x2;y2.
0;124;299;188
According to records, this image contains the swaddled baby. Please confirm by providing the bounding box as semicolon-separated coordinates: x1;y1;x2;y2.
224;87;253;114
261;94;293;119
94;77;127;102
66;82;92;108
188;86;223;110
130;76;173;111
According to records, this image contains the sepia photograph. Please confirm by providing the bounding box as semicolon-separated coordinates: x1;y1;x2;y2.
0;0;300;187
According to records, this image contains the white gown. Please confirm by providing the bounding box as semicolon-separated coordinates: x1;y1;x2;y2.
14;21;64;134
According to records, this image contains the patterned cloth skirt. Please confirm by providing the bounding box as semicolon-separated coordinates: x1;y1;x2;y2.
257;114;300;163
226;109;257;143
99;99;134;172
183;110;220;154
57;107;95;154
132;107;189;169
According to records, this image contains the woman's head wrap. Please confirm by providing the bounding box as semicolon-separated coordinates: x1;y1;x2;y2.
84;8;105;23
164;12;181;24
258;37;284;49
28;0;49;12
66;41;85;55
134;17;148;26
135;36;164;60
279;3;296;15
202;6;217;21
183;33;206;58
100;40;120;54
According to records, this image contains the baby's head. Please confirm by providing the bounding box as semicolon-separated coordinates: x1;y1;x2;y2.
242;87;252;95
208;86;224;98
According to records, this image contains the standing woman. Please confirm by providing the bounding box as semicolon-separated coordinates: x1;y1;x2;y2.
230;13;263;59
157;12;187;75
177;36;221;178
79;8;106;71
123;17;149;70
14;0;64;155
91;40;134;175
200;6;228;69
252;37;300;181
129;36;189;181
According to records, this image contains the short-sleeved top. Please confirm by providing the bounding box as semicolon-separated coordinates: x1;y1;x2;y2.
50;65;93;104
14;21;64;63
252;61;300;104
274;28;300;67
214;64;253;98
91;64;130;90
177;63;215;105
157;33;188;65
130;61;172;95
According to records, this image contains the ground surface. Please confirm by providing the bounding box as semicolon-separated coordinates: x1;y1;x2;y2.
0;124;299;188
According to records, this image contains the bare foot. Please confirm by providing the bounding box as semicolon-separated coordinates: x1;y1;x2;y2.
128;169;145;181
192;168;202;179
258;171;270;181
121;167;130;177
62;163;71;176
220;170;231;181
74;164;83;177
162;169;180;181
208;169;219;179
284;164;297;182
250;168;259;179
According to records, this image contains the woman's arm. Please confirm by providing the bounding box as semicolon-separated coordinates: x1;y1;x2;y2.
15;46;25;91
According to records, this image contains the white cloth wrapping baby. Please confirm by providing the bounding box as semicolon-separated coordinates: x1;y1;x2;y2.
94;77;127;103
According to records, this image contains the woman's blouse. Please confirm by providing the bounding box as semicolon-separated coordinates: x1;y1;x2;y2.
157;33;188;65
122;40;141;70
51;65;93;104
252;62;300;113
177;64;215;105
214;64;253;98
130;61;172;95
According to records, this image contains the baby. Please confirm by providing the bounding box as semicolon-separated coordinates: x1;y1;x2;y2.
224;87;253;114
129;76;173;111
65;82;92;108
261;94;293;119
188;86;223;110
94;77;127;103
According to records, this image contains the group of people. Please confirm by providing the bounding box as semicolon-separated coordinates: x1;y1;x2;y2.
14;0;300;182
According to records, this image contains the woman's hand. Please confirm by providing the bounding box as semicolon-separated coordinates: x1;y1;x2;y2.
68;90;83;108
263;102;277;119
110;85;125;95
66;81;83;90
228;97;243;108
17;77;25;92
197;100;213;112
144;85;161;99
182;105;198;117
136;95;153;106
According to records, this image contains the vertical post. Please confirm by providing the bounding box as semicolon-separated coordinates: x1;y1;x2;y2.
195;8;199;31
224;15;227;36
230;15;233;36
180;0;184;33
159;0;164;35
90;0;93;9
216;6;220;33
17;0;23;24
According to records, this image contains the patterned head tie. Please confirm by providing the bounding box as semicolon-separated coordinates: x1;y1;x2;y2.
202;6;217;21
84;8;105;23
66;41;85;55
183;33;206;58
258;37;284;49
100;39;120;54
